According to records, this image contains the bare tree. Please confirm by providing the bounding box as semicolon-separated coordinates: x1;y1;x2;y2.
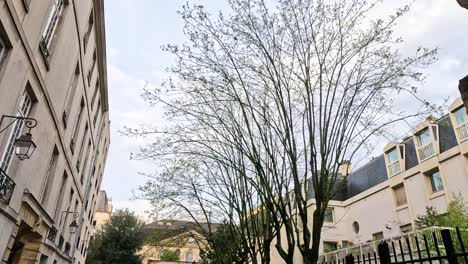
124;0;439;263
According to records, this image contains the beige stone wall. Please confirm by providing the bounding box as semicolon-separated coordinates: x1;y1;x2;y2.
0;0;110;263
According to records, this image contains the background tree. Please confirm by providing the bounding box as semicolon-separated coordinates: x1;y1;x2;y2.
125;0;439;263
86;209;145;264
160;249;181;261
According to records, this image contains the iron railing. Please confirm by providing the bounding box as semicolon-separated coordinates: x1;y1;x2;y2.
0;168;16;204
319;227;468;264
457;122;468;142
47;226;58;242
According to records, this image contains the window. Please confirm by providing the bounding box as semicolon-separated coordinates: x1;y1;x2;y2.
40;0;65;60
324;208;334;223
428;170;444;193
455;107;468;126
400;224;412;234
416;128;435;161
87;50;97;85
0;93;33;173
41;147;59;205
417;128;432;146
323;241;338;253
454;107;468;141
387;147;401;176
372;232;384;241
93;100;101;126
71;98;85;152
63;62;80;129
393;184;407;207
76;124;88;172
80;140;92;183
53;172;68;220
186;252;193;262
83;9;94;51
39;255;48;264
0;36;6;65
387;148;399;164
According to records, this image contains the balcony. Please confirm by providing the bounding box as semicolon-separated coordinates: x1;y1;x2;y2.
47;226;58;242
456;122;468;142
387;161;401;176
418;143;435;161
0;168;16;204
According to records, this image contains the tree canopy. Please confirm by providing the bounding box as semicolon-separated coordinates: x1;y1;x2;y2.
124;0;439;263
86;209;145;264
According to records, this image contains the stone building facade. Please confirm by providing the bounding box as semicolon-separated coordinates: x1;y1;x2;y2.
0;0;110;263
270;97;468;263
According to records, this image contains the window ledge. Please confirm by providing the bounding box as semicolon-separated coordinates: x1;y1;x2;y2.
395;204;408;211
429;191;445;200
323;222;335;227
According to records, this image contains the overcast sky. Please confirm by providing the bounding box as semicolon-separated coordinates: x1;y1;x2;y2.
101;0;468;218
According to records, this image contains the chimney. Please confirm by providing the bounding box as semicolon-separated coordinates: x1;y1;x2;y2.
340;161;352;177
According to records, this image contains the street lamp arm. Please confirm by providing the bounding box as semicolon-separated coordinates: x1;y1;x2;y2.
0;115;38;135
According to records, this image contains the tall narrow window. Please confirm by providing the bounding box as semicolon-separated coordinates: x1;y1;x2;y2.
80;140;92;184
40;0;65;59
87;50;97;85
76;124;89;172
324;208;334;223
71;98;85;153
386;147;401;176
93;100;101;127
416;128;435;161
0;35;7;65
428;170;444;193
393;184;407;207
41;147;59;205
0;92;33;173
54;172;69;220
91;80;99;108
454;107;468;142
186;252;193;262
83;9;94;51
62;62;80;129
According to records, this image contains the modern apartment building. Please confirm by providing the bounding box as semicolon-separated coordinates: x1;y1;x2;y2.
0;0;110;263
271;97;468;263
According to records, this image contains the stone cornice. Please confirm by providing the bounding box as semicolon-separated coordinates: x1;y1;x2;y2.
93;0;109;112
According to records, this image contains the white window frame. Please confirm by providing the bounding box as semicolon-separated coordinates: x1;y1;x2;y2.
42;0;65;50
324;207;334;223
0;93;32;173
454;107;468;142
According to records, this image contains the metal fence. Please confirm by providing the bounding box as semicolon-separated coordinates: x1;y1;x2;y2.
319;227;468;264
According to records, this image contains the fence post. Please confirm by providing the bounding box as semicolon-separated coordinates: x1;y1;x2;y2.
377;241;391;264
441;229;459;264
345;254;354;264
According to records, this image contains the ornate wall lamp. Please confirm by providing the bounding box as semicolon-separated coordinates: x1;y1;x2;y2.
0;115;38;160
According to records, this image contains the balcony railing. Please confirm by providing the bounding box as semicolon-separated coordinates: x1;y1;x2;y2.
47;226;58;242
0;168;16;204
418;143;435;161
387;161;401;176
456;122;468;142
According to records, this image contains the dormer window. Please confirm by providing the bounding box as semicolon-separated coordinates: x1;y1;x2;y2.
454;107;468;142
386;148;400;176
384;144;404;177
416;128;435;161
